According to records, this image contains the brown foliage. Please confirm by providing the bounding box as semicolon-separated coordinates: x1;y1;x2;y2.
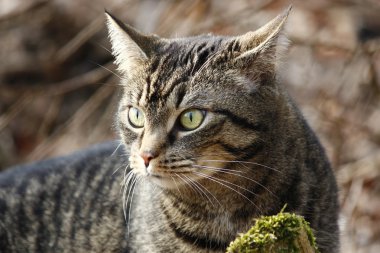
1;0;379;251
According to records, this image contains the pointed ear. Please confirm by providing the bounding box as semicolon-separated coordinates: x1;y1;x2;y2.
105;11;158;75
232;6;291;81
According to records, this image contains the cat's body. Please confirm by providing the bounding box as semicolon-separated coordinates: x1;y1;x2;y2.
0;8;339;253
0;143;127;252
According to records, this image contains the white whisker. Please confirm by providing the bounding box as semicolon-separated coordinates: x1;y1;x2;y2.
197;159;282;174
170;175;183;198
193;164;278;199
112;163;126;176
183;174;215;207
111;141;123;156
127;175;140;234
191;175;223;208
176;173;207;199
90;60;122;79
193;171;261;213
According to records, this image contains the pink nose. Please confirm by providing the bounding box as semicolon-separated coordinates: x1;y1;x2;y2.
140;151;156;167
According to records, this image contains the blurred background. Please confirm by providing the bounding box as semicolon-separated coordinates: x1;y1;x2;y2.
0;0;379;252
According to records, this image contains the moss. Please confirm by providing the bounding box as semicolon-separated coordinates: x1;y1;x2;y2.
227;209;319;253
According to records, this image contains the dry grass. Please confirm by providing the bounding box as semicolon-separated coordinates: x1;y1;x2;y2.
1;0;379;252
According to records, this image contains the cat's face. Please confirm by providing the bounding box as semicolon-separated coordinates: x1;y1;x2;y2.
116;41;257;188
106;10;289;189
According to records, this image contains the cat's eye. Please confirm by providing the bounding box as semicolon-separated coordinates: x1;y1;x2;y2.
179;109;205;130
128;107;145;128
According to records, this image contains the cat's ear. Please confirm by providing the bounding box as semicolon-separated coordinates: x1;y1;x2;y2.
105;11;158;75
232;6;291;80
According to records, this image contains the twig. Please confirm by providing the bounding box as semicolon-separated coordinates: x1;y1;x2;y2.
0;94;33;132
27;83;115;161
55;17;105;64
48;62;115;95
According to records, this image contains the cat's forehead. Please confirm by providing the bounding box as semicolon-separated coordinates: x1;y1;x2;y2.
127;36;228;106
150;35;225;73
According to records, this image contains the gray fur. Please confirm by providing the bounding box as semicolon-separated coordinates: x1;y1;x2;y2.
0;9;339;252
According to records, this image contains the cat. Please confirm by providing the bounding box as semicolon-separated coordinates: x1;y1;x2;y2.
0;7;339;252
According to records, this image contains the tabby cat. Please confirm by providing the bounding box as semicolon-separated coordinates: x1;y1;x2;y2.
0;8;339;252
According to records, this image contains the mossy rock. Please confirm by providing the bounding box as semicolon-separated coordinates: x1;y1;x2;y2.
227;211;319;253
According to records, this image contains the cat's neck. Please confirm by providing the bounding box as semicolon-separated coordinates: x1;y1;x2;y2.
157;185;256;243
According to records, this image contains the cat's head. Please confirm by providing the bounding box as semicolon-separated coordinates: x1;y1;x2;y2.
105;8;290;190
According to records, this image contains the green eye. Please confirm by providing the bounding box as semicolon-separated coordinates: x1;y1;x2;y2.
179;109;204;130
128;107;145;128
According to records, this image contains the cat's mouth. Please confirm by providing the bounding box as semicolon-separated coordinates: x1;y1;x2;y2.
131;162;207;188
144;168;195;189
129;154;221;188
145;165;195;178
143;164;222;190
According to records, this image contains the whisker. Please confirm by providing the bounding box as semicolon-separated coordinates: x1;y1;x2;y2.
122;172;134;216
150;178;163;199
191;176;223;208
193;164;278;199
193;164;244;174
112;163;127;176
175;173;202;198
190;51;219;83
197;171;258;198
170;175;183;198
183;174;215;207
94;41;113;54
111;141;124;156
197;159;282;174
193;171;261;213
120;169;133;192
123;172;138;235
179;174;204;200
90;60;122;79
127;175;140;234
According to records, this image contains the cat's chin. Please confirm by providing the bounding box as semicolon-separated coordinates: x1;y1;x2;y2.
148;175;180;189
146;171;214;191
144;172;195;190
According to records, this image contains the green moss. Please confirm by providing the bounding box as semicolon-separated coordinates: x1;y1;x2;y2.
227;210;319;253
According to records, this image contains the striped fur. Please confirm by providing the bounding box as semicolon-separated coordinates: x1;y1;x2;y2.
0;8;339;252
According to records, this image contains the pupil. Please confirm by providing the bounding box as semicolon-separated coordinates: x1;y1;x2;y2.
189;112;193;122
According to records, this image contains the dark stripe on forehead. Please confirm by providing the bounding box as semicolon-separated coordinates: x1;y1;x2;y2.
233;40;241;52
145;75;151;103
175;84;187;108
181;43;198;64
191;47;212;75
161;44;218;104
227;39;241;53
148;58;160;73
136;86;143;104
189;42;207;63
148;55;172;100
196;42;207;51
144;58;160;101
161;75;189;102
145;40;220;105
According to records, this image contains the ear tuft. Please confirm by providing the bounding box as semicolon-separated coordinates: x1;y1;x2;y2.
234;6;292;72
105;12;155;75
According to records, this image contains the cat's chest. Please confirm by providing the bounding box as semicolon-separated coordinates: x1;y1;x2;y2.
126;185;184;252
126;183;240;253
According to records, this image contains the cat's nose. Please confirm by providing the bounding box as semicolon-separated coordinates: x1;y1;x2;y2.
139;151;156;167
